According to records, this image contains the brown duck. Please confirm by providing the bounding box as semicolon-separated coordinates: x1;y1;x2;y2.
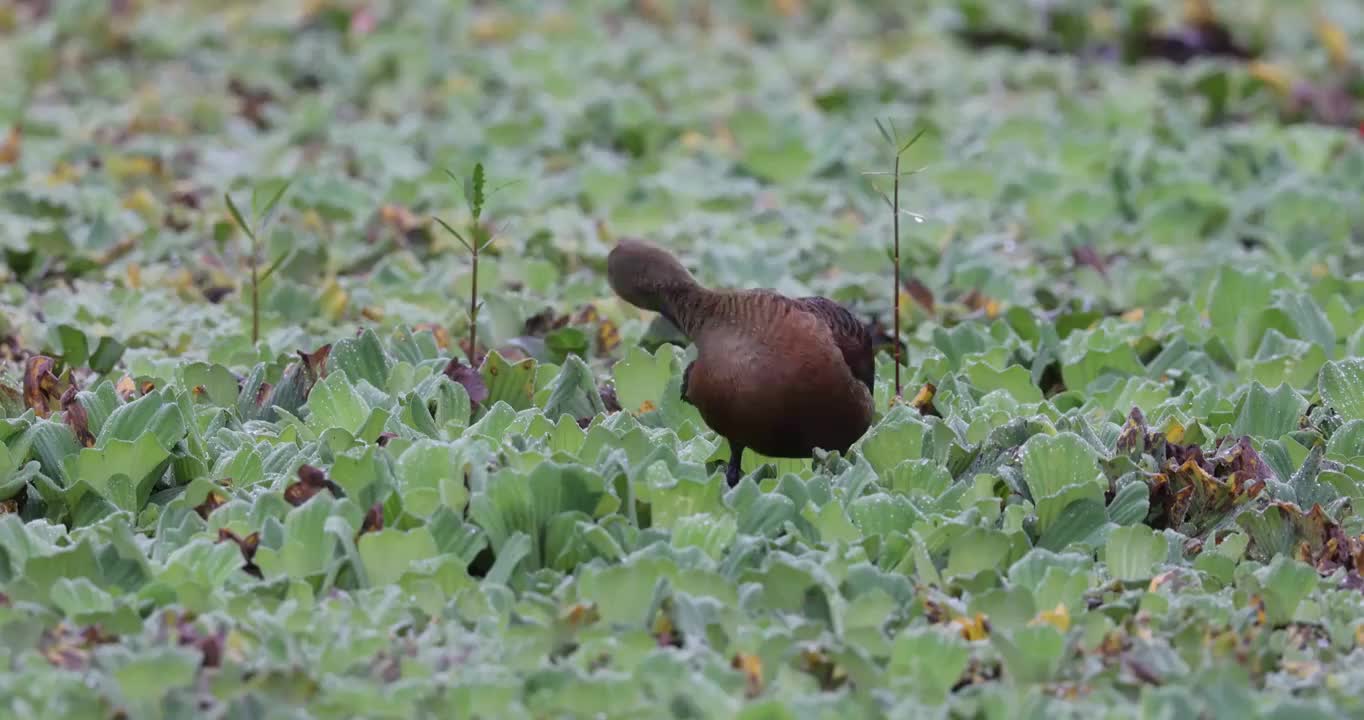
607;238;876;486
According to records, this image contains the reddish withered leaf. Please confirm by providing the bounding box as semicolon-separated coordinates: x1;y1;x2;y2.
442;357;489;405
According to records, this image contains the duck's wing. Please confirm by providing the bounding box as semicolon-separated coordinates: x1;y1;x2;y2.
795;296;875;394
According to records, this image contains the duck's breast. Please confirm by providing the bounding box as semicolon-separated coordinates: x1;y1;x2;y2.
685;304;872;457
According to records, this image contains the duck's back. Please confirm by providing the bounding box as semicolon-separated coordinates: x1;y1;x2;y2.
684;290;874;458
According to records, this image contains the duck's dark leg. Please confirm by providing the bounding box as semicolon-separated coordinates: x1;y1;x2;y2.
725;444;744;487
680;360;695;406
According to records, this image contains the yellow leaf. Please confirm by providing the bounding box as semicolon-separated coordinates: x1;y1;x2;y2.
320;279;349;321
539;10;574;34
951;613;989;641
897;290;914;317
1282;660;1321;680
731;652;764;697
1089;8;1115;34
301;209;325;233
471;12;515;41
115;375;138;401
107;154;161;181
46;161;80;186
910;382;936;415
637;399;657;414
442;75;474;96
1315;16;1351;68
0;125;19;165
1033;603;1071;632
126;263;142;290
561;602;599;627
1164;420;1185;444
1121;308;1145;323
1183;0;1215;24
1248;61;1295;96
1147;570;1175;592
122;187;158;219
596;319;621;354
169;268;193;293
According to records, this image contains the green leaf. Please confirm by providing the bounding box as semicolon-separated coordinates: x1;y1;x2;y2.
1320;359;1364;421
480;350;537;412
253;495;338;581
543;354;605;420
251;177;293;227
1037;498;1109;551
88;336;126;374
1255;555;1319;625
394;439;468;518
98;389;186;451
181;362;240;407
55;324;89;367
1020;432;1104;535
328;328;393;390
63;433;170;513
1232;382;1305;439
469;462;608;569
964;361;1043;403
859;406;928;474
1206;266;1277;359
224;191;254;241
612;345;677;415
358;527;439;587
993;625;1066;684
741;136;814;184
888;626;970;702
113;647;200;702
1104;524;1165;582
305;370;372;435
1108;481;1150;526
945;527;1012;577
330;445;394;508
50;576;115;617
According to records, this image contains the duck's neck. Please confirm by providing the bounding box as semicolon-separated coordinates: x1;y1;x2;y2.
655;284;723;339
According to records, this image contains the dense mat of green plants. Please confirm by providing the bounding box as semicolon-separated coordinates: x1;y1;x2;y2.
2;1;1364;717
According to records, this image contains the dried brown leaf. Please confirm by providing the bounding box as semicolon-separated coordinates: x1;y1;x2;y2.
359;502;384;536
903;276;935;313
23;356;60;418
217;528;262;579
60;385;95;447
1071;245;1110;277
285;464;342;506
194;489;228;520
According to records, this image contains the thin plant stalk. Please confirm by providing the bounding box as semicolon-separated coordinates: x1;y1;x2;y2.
891;150;902;399
251;232;260;345
867;120;926;403
468;238;480;364
225;180;291;347
434;162;513;367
